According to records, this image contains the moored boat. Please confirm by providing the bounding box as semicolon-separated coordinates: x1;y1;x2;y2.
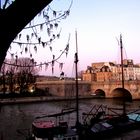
32;123;78;140
82;104;140;139
31;108;78;140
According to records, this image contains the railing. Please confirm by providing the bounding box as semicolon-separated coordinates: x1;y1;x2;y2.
82;104;137;125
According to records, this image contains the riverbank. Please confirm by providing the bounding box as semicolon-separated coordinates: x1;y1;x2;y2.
1;95;139;105
0;95;104;105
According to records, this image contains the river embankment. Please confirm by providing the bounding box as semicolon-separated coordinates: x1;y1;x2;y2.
1;95;139;105
0;95;100;105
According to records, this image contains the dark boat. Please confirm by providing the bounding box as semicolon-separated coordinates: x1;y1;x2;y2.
82;104;140;139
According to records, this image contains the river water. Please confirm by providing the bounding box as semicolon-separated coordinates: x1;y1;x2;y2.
0;98;140;140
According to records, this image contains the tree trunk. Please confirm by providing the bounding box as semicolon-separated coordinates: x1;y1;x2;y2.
0;0;52;69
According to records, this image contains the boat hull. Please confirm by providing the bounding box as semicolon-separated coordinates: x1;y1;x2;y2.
32;121;68;138
87;114;140;139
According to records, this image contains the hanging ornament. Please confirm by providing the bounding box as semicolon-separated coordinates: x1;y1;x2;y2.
26;35;30;42
66;10;70;16
50;24;53;29
59;63;63;70
19;34;22;40
47;28;50;36
46;15;49;21
30;53;32;58
53;55;55;60
34;46;37;53
31;33;34;37
50;38;53;42
40;24;43;31
53;10;56;17
38;37;41;44
50;46;52;52
54;23;58;28
57;33;60;38
11;53;14;58
45;63;49;71
18;43;22;48
65;52;68;57
42;42;45;48
52;34;55;39
25;47;28;53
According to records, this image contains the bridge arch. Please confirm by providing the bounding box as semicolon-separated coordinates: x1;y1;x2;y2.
94;89;106;97
111;88;132;102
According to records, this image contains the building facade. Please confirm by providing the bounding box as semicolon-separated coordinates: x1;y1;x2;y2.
82;59;140;82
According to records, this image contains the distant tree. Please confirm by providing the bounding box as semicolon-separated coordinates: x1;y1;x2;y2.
0;57;38;94
15;58;37;94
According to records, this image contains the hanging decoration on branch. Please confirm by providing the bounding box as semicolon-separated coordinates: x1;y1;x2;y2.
5;33;70;74
4;0;73;75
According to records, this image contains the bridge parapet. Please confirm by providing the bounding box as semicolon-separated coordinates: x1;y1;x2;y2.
36;80;91;97
36;80;140;99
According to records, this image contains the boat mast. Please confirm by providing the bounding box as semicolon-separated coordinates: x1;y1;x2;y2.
75;30;80;127
120;34;126;115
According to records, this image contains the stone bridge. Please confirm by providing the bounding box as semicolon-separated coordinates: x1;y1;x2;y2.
91;80;140;100
36;80;140;100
